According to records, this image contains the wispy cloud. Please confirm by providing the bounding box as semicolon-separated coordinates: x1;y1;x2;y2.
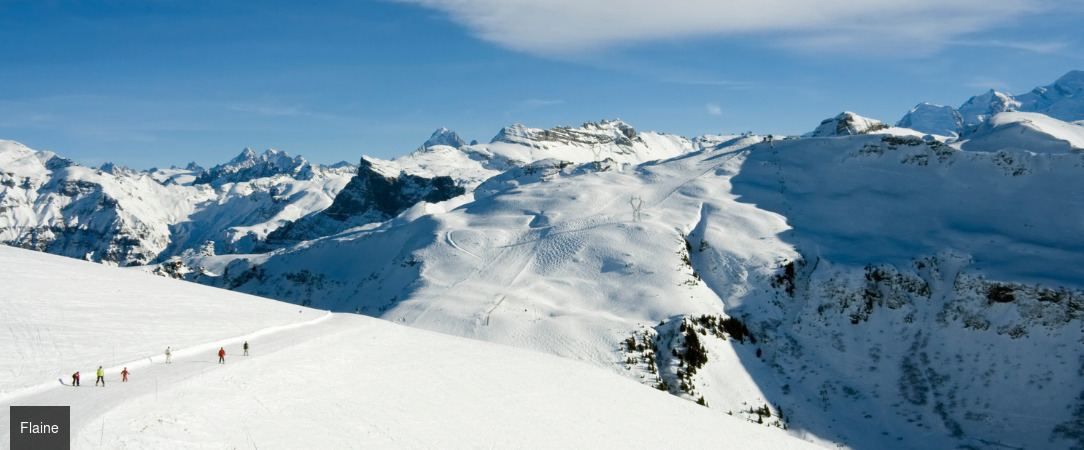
391;0;1059;56
705;103;723;116
950;39;1069;55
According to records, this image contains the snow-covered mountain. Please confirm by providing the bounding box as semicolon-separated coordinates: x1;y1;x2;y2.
421;126;467;149
264;120;691;244
896;103;963;137
0;143;356;264
898;70;1084;137
807;112;888;137
1;119;692;264
171;118;1084;448
4;71;1084;449
0;140;197;265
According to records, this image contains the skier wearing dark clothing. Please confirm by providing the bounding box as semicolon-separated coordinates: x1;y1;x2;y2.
218;347;226;364
72;372;80;386
95;366;104;386
243;341;249;356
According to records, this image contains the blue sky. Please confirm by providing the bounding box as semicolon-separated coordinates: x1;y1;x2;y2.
1;0;1082;169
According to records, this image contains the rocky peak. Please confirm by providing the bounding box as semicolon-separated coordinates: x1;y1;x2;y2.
491;120;641;147
422;127;466;149
958;90;1019;134
810;112;888;137
99;162;135;176
227;147;259;167
195;148;310;185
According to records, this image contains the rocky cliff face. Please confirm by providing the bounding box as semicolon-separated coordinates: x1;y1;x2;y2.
267;157;465;244
194;148;312;185
492;119;640;148
422;127;467;150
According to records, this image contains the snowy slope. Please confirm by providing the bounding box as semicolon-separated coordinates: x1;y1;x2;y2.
728;133;1084;448
260;120;693;245
6;83;1084;449
0;245;817;448
0;245;320;397
959;111;1084;153
202;125;1084;449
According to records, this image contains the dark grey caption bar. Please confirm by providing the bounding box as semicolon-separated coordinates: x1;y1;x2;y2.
9;406;69;450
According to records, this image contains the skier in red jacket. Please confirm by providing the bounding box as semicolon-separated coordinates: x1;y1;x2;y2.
121;367;129;382
72;371;80;387
218;347;226;364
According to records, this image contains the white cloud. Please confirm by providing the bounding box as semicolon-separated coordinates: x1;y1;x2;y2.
706;103;722;116
950;39;1069;55
393;0;1056;56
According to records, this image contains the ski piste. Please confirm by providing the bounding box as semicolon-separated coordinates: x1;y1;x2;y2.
0;249;816;448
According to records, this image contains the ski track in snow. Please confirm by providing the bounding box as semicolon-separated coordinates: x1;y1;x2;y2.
1;312;334;445
3;308;818;449
444;230;481;261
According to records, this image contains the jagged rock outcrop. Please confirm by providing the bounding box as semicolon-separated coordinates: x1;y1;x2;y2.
267;157;465;243
492;119;640;148
809;112;889;137
422;127;467;149
195;148;311;185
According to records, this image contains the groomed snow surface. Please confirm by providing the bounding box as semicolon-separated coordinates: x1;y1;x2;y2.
0;246;818;449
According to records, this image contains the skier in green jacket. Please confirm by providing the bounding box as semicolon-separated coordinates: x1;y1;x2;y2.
95;366;105;386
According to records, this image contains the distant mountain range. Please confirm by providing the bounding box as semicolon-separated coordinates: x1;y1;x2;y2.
2;72;1084;449
899;70;1084;137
